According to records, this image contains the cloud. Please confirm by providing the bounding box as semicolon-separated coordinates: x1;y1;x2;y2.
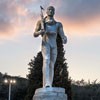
0;0;35;40
53;0;100;36
54;0;100;21
0;0;100;41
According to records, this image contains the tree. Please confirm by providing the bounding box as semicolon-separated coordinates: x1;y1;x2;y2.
25;52;43;100
25;34;72;100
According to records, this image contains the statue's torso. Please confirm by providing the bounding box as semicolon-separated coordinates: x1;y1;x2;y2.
42;20;59;48
45;23;57;34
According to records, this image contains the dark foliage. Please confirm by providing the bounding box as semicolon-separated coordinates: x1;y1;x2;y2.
0;73;28;100
25;52;43;100
72;83;100;100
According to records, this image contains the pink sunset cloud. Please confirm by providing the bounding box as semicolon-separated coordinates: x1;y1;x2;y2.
57;15;100;36
0;0;34;40
0;0;100;40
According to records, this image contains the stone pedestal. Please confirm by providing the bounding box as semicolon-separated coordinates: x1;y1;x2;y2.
33;87;67;100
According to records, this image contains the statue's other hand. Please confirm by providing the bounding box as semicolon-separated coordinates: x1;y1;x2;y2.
62;36;67;44
40;29;45;35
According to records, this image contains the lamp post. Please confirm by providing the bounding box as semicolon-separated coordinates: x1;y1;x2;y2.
4;79;16;100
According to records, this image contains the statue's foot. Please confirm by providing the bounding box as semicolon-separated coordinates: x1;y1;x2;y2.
45;84;51;88
46;85;50;88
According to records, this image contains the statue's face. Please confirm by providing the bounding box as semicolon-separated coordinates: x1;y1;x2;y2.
46;6;55;17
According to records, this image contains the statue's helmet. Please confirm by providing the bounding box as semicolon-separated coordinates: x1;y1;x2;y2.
46;6;55;16
47;6;55;11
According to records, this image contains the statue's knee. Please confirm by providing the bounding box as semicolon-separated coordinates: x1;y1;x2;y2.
43;58;50;64
51;57;56;62
44;59;50;62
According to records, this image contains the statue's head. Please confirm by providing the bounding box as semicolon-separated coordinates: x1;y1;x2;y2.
46;6;55;17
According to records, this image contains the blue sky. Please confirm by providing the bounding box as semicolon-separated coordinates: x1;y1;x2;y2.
0;0;100;81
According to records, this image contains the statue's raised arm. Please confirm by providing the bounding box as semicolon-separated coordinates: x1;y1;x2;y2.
57;22;67;44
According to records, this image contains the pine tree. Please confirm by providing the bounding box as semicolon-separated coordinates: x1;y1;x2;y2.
25;52;43;100
25;34;72;100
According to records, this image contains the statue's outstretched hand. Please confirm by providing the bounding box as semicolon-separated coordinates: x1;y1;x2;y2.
62;36;67;44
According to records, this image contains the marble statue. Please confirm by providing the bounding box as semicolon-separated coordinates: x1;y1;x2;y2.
34;6;67;88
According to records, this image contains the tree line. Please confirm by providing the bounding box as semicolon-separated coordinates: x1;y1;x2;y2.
0;73;100;100
0;72;28;100
71;79;100;100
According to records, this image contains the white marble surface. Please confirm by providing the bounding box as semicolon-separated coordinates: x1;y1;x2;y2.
33;87;67;100
35;87;65;94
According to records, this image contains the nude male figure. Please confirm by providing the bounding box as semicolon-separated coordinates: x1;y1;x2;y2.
34;6;67;88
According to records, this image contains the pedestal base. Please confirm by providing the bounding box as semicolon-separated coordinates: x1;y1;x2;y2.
33;87;67;100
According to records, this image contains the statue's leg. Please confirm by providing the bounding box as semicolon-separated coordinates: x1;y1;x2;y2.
49;47;57;86
42;44;50;87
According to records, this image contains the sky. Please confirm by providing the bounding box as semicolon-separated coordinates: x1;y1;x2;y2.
0;0;100;81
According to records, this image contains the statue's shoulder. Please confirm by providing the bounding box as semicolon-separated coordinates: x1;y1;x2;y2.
56;22;63;28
